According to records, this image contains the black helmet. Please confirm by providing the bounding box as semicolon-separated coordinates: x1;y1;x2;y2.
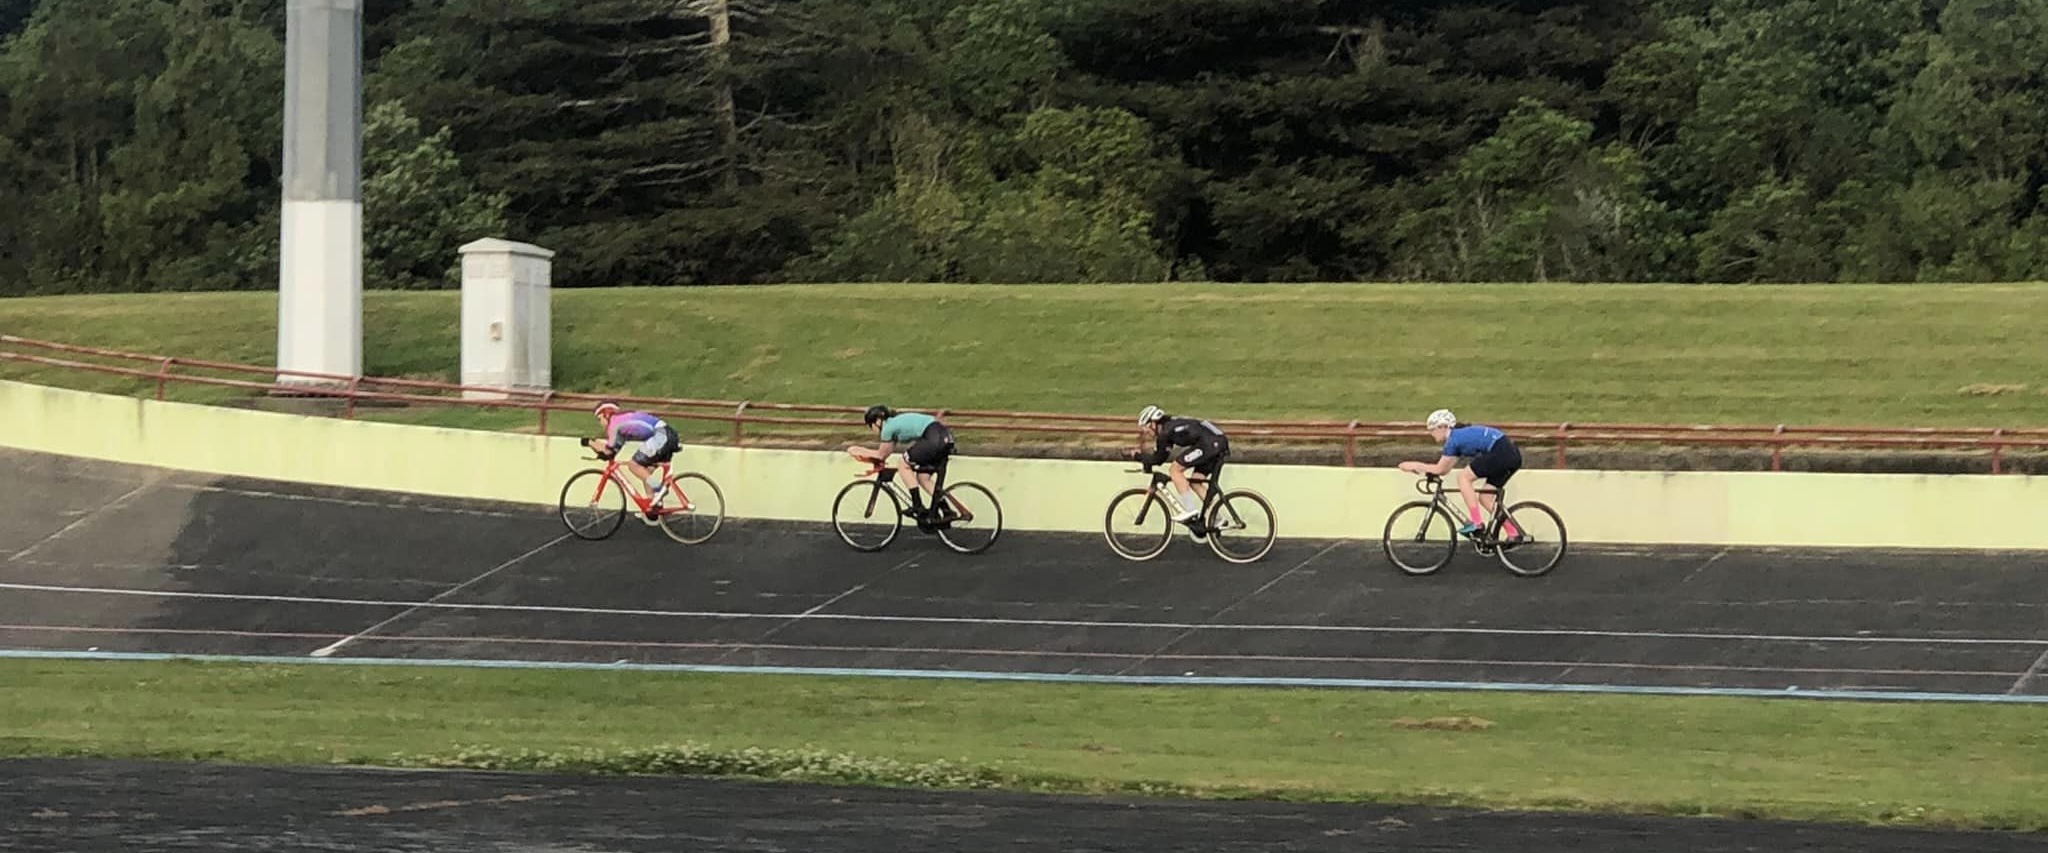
863;405;894;427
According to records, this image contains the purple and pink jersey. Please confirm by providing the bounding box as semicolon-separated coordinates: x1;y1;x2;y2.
607;412;666;444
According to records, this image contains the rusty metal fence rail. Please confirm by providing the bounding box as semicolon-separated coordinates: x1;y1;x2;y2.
5;334;2047;473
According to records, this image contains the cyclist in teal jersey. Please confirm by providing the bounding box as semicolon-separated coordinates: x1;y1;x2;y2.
1398;408;1525;542
848;405;969;522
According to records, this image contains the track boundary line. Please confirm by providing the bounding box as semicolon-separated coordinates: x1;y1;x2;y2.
5;580;2045;648
5;649;2047;705
308;534;571;658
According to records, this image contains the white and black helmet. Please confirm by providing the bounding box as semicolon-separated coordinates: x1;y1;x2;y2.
1138;404;1167;426
1425;409;1457;429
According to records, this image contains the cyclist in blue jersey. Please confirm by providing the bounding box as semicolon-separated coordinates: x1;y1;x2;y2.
849;405;969;522
1398;409;1524;541
585;401;684;515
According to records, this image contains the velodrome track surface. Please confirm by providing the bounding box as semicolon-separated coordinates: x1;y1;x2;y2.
5;447;2048;852
3;448;2046;698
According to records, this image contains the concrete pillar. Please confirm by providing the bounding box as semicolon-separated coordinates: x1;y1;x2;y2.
460;239;555;399
277;0;364;385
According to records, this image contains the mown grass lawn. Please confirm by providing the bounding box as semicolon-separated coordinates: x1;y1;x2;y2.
4;284;2046;430
1;659;2043;830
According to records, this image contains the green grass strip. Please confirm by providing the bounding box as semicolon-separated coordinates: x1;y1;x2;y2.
2;659;2043;830
4;284;2047;429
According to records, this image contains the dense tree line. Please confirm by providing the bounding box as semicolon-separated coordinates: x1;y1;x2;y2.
3;0;2047;291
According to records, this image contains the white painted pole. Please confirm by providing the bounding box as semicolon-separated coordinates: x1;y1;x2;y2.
277;0;363;385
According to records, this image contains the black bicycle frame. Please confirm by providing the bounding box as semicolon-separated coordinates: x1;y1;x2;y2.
1421;476;1510;541
864;463;952;520
1133;465;1223;527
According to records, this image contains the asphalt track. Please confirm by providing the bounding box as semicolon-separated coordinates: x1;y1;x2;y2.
6;759;2047;853
3;448;2046;697
4;447;2047;851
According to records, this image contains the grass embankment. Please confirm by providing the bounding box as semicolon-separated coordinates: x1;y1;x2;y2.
3;284;2046;433
2;659;2042;830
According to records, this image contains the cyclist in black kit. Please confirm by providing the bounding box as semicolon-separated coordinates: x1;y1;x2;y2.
1128;404;1229;524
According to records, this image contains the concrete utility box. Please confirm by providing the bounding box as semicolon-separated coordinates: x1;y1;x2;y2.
459;238;555;399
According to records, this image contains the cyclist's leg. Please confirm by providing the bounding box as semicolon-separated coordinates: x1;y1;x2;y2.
1166;451;1204;521
650;431;691;510
1454;466;1485;535
1480;443;1523;538
892;452;926;512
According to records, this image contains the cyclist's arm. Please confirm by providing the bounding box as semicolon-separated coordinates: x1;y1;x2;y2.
1398;455;1458;476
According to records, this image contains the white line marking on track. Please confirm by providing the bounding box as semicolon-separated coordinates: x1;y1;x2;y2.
8;481;155;562
2008;647;2048;695
1118;541;1343;675
1;624;2027;680
711;553;924;663
3;579;2045;647
308;534;570;658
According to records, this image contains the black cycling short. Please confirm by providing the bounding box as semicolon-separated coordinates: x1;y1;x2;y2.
905;422;955;472
1174;436;1228;476
1468;436;1522;489
630;426;681;467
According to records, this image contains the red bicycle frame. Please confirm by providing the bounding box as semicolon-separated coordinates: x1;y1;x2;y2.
587;457;692;515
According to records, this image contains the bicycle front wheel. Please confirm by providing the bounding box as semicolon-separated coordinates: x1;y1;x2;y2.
934;482;1002;554
1495;500;1567;577
831;479;903;552
1206;490;1277;564
1103;488;1173;561
1381;500;1456;575
657;473;726;545
559;469;627;540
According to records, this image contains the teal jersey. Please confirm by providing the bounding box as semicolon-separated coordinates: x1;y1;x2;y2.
880;412;937;443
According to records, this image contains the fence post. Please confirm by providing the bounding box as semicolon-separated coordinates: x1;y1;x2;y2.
342;377;362;419
155;357;175;401
1991;428;2005;475
537;390;556;435
1344;420;1360;467
1553;423;1570;469
733;401;751;446
1771;424;1785;472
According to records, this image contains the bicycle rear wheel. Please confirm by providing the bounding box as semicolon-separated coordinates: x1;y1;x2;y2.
1103;488;1173;561
1206;490;1277;564
558;469;627;540
934;482;1002;554
831;479;903;552
1381;500;1456;575
656;473;725;545
1495;500;1567;577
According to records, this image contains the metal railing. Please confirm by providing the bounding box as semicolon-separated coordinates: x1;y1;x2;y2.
4;333;2046;473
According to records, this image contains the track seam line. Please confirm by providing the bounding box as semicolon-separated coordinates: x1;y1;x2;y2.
709;553;924;664
2007;646;2048;695
308;534;570;658
9;480;157;562
1677;547;1730;585
1114;541;1343;676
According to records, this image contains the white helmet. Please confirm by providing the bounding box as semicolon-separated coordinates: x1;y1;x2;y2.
1425;409;1457;429
1138;405;1167;425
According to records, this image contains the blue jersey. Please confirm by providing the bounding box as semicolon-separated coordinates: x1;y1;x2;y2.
880;412;938;443
1442;424;1505;458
